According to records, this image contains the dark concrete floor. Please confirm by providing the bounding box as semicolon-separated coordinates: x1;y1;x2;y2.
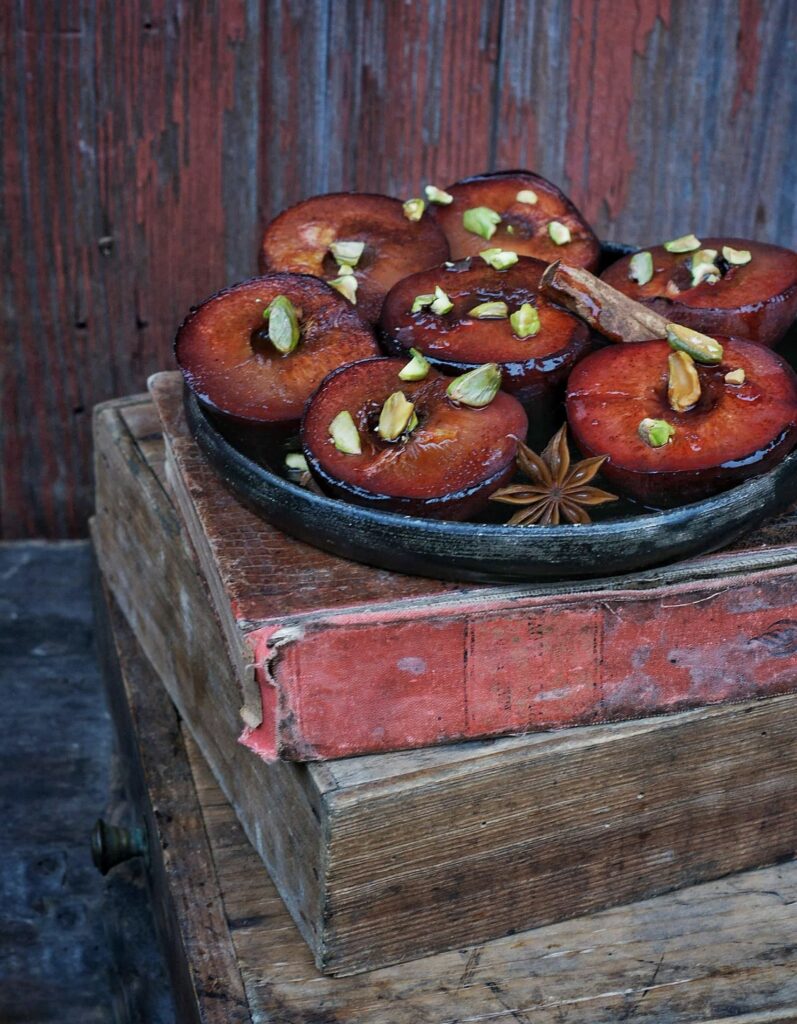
0;542;174;1024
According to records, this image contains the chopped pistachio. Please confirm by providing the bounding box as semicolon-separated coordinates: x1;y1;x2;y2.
424;184;453;205
479;247;519;270
285;452;309;472
468;300;509;319
629;251;654;286
336;263;354;276
722;245;752;266
403;198;425;221
329;239;365;268
510;302;540;339
690;248;721;287
725;367;746;385
666;322;724;364
638;417;675;448
516;189;538;205
378;391;416;441
506;224;516;235
398;347;431;381
430;285;454;315
463;206;501;241
328;275;358;304
447;363;502;408
667;351;701;412
548;221;571;245
329;410;361;454
411;293;435;313
664;233;701;253
264;295;301;354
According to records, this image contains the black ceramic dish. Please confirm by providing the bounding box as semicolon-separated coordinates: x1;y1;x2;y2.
182;242;797;583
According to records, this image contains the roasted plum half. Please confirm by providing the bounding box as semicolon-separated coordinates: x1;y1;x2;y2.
430;170;600;270
302;357;528;520
175;274;378;439
600;237;797;347
379;254;592;445
258;192;450;323
566;337;797;507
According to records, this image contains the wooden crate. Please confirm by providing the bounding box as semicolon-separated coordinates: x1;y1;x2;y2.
148;370;797;762
93;390;797;977
96;575;797;1023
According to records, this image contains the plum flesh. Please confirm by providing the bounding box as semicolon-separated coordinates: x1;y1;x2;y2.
566;338;797;507
259;192;450;323
302;357;528;520
175;274;378;429
600;238;797;347
432;170;600;270
379;256;591;402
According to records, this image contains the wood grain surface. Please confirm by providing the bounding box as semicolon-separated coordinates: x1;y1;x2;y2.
3;0;797;536
98;578;797;1020
93;389;797;975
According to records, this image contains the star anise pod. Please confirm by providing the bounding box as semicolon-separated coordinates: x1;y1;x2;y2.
490;424;618;526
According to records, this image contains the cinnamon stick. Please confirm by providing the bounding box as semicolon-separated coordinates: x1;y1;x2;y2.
540;261;669;343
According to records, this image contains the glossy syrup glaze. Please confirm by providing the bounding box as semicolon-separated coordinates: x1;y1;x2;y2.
302;357;528;519
567;338;797;506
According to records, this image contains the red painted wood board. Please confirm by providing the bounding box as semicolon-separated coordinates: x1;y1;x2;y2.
150;371;797;762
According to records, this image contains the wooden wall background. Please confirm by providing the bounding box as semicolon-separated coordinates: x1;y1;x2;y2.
2;0;797;537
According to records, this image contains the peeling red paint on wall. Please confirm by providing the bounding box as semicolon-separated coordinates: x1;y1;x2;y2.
565;0;670;222
732;0;763;116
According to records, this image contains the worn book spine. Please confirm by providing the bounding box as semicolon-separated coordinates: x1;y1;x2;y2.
241;569;797;760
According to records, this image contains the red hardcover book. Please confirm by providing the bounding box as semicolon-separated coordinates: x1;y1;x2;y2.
150;371;797;762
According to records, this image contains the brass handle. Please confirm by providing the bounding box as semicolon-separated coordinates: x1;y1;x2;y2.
91;818;148;875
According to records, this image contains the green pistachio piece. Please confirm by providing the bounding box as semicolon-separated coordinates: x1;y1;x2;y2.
378;391;417;441
510;302;540;339
264;295;301;354
722;245;752;266
398;347;431;381
329;240;365;268
411;293;435;313
515;189;538;205
403;198;425;222
629;251;654;286
689;248;720;287
664;233;701;253
548;221;571;245
328;275;358;304
463;206;501;241
506;224;516;235
725;367;746;385
430;285;454;315
285;452;309;472
424;184;453;205
666;322;724;364
468;301;509;319
447;363;502;408
335;263;354;276
329;410;362;454
638;417;675;448
479;247;519;270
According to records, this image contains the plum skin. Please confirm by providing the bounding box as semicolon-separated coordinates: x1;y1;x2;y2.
566;338;797;507
302;357;528;520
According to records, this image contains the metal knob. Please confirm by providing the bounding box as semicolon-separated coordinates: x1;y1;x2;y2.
91;818;148;875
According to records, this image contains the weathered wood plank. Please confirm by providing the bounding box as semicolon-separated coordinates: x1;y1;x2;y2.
93;568;251;1023
94;391;797;975
1;0;259;538
5;0;797;536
